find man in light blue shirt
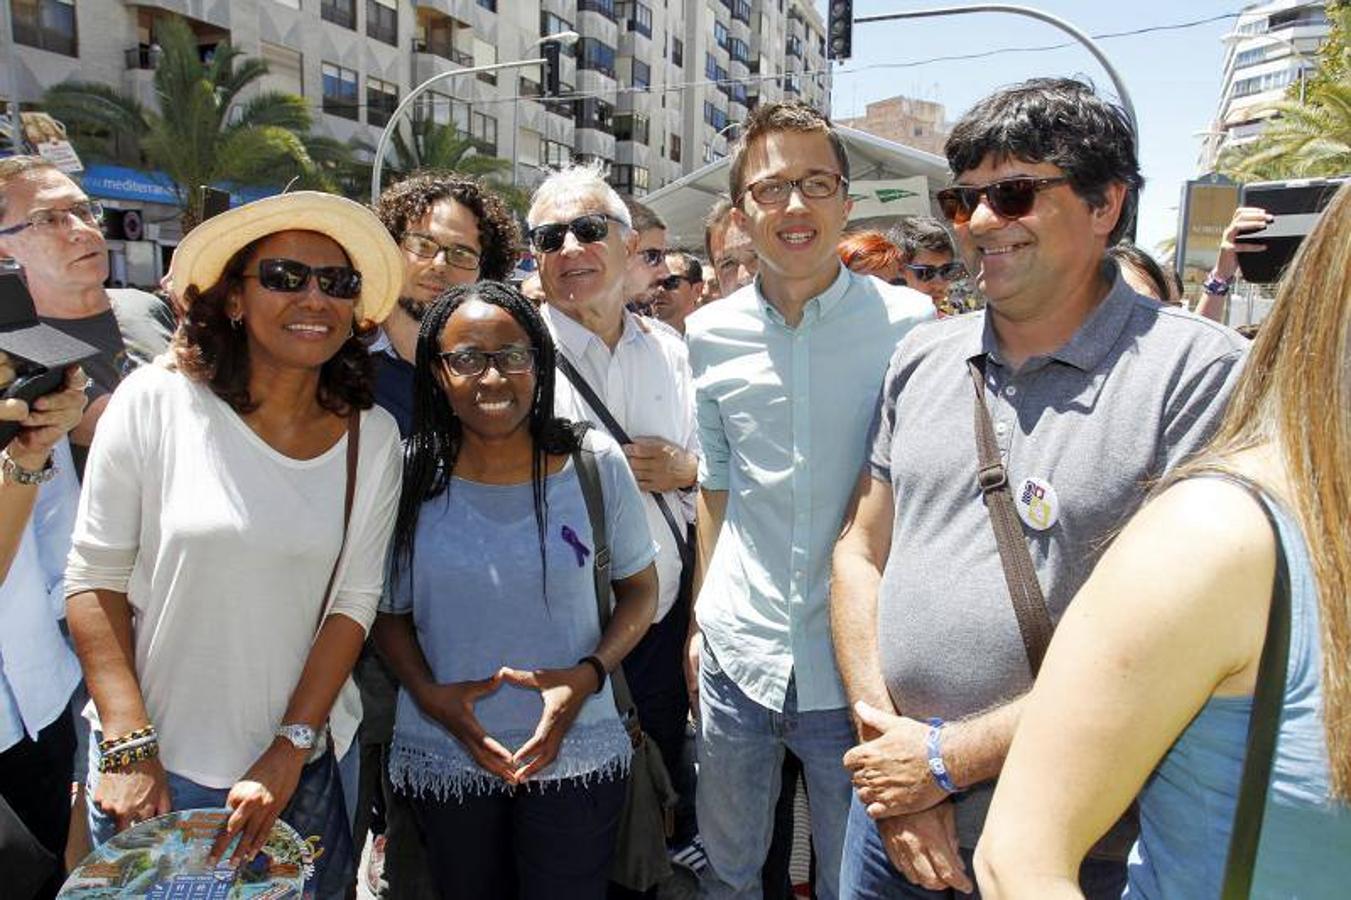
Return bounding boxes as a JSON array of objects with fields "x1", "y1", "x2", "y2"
[{"x1": 684, "y1": 101, "x2": 932, "y2": 900}]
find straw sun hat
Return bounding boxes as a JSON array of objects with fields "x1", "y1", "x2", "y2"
[{"x1": 168, "y1": 191, "x2": 404, "y2": 323}]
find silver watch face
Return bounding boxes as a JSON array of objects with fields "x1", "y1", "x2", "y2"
[{"x1": 277, "y1": 724, "x2": 317, "y2": 750}]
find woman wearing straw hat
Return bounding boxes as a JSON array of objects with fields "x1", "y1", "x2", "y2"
[{"x1": 64, "y1": 192, "x2": 405, "y2": 896}]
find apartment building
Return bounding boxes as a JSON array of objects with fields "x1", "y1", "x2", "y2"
[
  {"x1": 835, "y1": 94, "x2": 948, "y2": 157},
  {"x1": 1197, "y1": 0, "x2": 1330, "y2": 171},
  {"x1": 1, "y1": 0, "x2": 829, "y2": 202}
]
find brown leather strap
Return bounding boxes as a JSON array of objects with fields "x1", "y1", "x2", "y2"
[
  {"x1": 967, "y1": 359, "x2": 1055, "y2": 675},
  {"x1": 315, "y1": 412, "x2": 360, "y2": 633}
]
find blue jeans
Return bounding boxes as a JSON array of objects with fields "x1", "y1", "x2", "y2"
[
  {"x1": 839, "y1": 794, "x2": 1128, "y2": 899},
  {"x1": 87, "y1": 731, "x2": 356, "y2": 899},
  {"x1": 696, "y1": 642, "x2": 854, "y2": 900}
]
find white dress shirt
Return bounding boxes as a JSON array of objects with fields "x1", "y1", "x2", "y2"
[
  {"x1": 543, "y1": 304, "x2": 699, "y2": 622},
  {"x1": 0, "y1": 440, "x2": 82, "y2": 751}
]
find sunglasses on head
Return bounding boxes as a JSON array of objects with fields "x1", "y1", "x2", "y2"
[
  {"x1": 439, "y1": 346, "x2": 536, "y2": 378},
  {"x1": 935, "y1": 176, "x2": 1070, "y2": 225},
  {"x1": 243, "y1": 258, "x2": 362, "y2": 300},
  {"x1": 906, "y1": 261, "x2": 967, "y2": 283},
  {"x1": 527, "y1": 214, "x2": 621, "y2": 253}
]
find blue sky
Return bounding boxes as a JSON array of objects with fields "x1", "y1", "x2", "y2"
[{"x1": 824, "y1": 1, "x2": 1247, "y2": 254}]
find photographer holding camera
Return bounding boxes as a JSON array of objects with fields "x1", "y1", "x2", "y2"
[{"x1": 0, "y1": 349, "x2": 88, "y2": 900}]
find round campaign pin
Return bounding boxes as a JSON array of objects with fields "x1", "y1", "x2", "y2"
[{"x1": 1014, "y1": 476, "x2": 1060, "y2": 531}]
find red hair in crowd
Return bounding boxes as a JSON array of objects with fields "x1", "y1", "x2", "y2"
[{"x1": 837, "y1": 230, "x2": 903, "y2": 282}]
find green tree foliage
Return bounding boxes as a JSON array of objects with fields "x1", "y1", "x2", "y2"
[{"x1": 42, "y1": 17, "x2": 332, "y2": 230}]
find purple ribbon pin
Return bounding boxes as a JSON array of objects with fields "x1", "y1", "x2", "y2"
[{"x1": 561, "y1": 525, "x2": 591, "y2": 567}]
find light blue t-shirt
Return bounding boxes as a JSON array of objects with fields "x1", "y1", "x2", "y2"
[
  {"x1": 384, "y1": 432, "x2": 658, "y2": 800},
  {"x1": 1126, "y1": 486, "x2": 1351, "y2": 899}
]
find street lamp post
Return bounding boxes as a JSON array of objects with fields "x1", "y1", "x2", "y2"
[
  {"x1": 370, "y1": 31, "x2": 578, "y2": 204},
  {"x1": 852, "y1": 4, "x2": 1138, "y2": 138}
]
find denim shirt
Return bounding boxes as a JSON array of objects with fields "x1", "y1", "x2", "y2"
[
  {"x1": 0, "y1": 440, "x2": 81, "y2": 751},
  {"x1": 685, "y1": 265, "x2": 933, "y2": 712}
]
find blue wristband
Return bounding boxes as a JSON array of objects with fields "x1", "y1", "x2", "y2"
[{"x1": 925, "y1": 717, "x2": 962, "y2": 794}]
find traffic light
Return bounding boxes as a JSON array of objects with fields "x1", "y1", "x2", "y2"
[
  {"x1": 541, "y1": 40, "x2": 562, "y2": 98},
  {"x1": 828, "y1": 0, "x2": 853, "y2": 61}
]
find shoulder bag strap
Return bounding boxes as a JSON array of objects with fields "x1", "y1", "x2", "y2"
[
  {"x1": 1216, "y1": 474, "x2": 1293, "y2": 900},
  {"x1": 314, "y1": 411, "x2": 360, "y2": 635},
  {"x1": 571, "y1": 431, "x2": 641, "y2": 728},
  {"x1": 967, "y1": 358, "x2": 1056, "y2": 676},
  {"x1": 556, "y1": 351, "x2": 691, "y2": 566}
]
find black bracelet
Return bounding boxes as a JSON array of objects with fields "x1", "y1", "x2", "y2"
[{"x1": 578, "y1": 655, "x2": 608, "y2": 694}]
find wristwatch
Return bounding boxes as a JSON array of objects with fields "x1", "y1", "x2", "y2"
[
  {"x1": 0, "y1": 449, "x2": 55, "y2": 486},
  {"x1": 275, "y1": 723, "x2": 318, "y2": 751},
  {"x1": 1202, "y1": 271, "x2": 1233, "y2": 296}
]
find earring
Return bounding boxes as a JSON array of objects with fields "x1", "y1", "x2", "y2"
[{"x1": 229, "y1": 315, "x2": 243, "y2": 329}]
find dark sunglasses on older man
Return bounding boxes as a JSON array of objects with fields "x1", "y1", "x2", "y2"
[
  {"x1": 244, "y1": 258, "x2": 362, "y2": 300},
  {"x1": 527, "y1": 214, "x2": 620, "y2": 253},
  {"x1": 935, "y1": 176, "x2": 1069, "y2": 225}
]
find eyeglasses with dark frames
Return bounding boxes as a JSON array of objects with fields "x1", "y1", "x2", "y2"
[
  {"x1": 0, "y1": 199, "x2": 104, "y2": 236},
  {"x1": 438, "y1": 346, "x2": 537, "y2": 378},
  {"x1": 527, "y1": 214, "x2": 624, "y2": 253},
  {"x1": 906, "y1": 261, "x2": 967, "y2": 283},
  {"x1": 242, "y1": 258, "x2": 362, "y2": 300},
  {"x1": 935, "y1": 177, "x2": 1070, "y2": 225},
  {"x1": 402, "y1": 233, "x2": 481, "y2": 271},
  {"x1": 740, "y1": 173, "x2": 847, "y2": 206}
]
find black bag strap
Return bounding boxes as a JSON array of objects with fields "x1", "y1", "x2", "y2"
[
  {"x1": 571, "y1": 428, "x2": 641, "y2": 739},
  {"x1": 1212, "y1": 473, "x2": 1293, "y2": 900},
  {"x1": 315, "y1": 412, "x2": 361, "y2": 634},
  {"x1": 966, "y1": 358, "x2": 1055, "y2": 675},
  {"x1": 556, "y1": 351, "x2": 692, "y2": 566}
]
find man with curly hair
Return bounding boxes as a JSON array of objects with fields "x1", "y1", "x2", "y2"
[{"x1": 357, "y1": 172, "x2": 519, "y2": 899}]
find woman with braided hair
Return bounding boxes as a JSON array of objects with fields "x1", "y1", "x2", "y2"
[{"x1": 372, "y1": 281, "x2": 658, "y2": 899}]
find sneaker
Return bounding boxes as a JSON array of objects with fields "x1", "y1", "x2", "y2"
[
  {"x1": 669, "y1": 835, "x2": 708, "y2": 874},
  {"x1": 365, "y1": 835, "x2": 387, "y2": 895}
]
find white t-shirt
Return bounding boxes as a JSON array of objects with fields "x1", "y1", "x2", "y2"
[{"x1": 65, "y1": 363, "x2": 402, "y2": 788}]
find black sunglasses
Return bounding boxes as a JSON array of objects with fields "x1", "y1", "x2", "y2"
[
  {"x1": 527, "y1": 214, "x2": 622, "y2": 253},
  {"x1": 656, "y1": 274, "x2": 693, "y2": 291},
  {"x1": 906, "y1": 262, "x2": 967, "y2": 283},
  {"x1": 244, "y1": 258, "x2": 362, "y2": 300},
  {"x1": 935, "y1": 176, "x2": 1069, "y2": 225},
  {"x1": 438, "y1": 346, "x2": 536, "y2": 378}
]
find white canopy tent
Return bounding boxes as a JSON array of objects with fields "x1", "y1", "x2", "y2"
[{"x1": 643, "y1": 125, "x2": 953, "y2": 252}]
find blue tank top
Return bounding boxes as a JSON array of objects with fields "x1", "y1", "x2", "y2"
[{"x1": 1124, "y1": 483, "x2": 1351, "y2": 899}]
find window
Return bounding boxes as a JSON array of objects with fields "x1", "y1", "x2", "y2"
[
  {"x1": 321, "y1": 62, "x2": 359, "y2": 120},
  {"x1": 544, "y1": 139, "x2": 571, "y2": 167},
  {"x1": 714, "y1": 21, "x2": 729, "y2": 50},
  {"x1": 670, "y1": 134, "x2": 682, "y2": 163},
  {"x1": 632, "y1": 59, "x2": 651, "y2": 90},
  {"x1": 320, "y1": 0, "x2": 355, "y2": 29},
  {"x1": 470, "y1": 112, "x2": 497, "y2": 154},
  {"x1": 610, "y1": 164, "x2": 650, "y2": 195},
  {"x1": 705, "y1": 53, "x2": 718, "y2": 80},
  {"x1": 730, "y1": 81, "x2": 748, "y2": 104},
  {"x1": 1269, "y1": 6, "x2": 1326, "y2": 30},
  {"x1": 414, "y1": 90, "x2": 456, "y2": 126},
  {"x1": 619, "y1": 0, "x2": 653, "y2": 38},
  {"x1": 672, "y1": 37, "x2": 683, "y2": 67},
  {"x1": 476, "y1": 0, "x2": 496, "y2": 11},
  {"x1": 732, "y1": 0, "x2": 751, "y2": 24},
  {"x1": 613, "y1": 112, "x2": 650, "y2": 144},
  {"x1": 366, "y1": 77, "x2": 398, "y2": 127},
  {"x1": 541, "y1": 11, "x2": 574, "y2": 37},
  {"x1": 545, "y1": 83, "x2": 575, "y2": 119},
  {"x1": 576, "y1": 97, "x2": 615, "y2": 132},
  {"x1": 365, "y1": 0, "x2": 397, "y2": 45},
  {"x1": 1234, "y1": 46, "x2": 1268, "y2": 68},
  {"x1": 578, "y1": 0, "x2": 616, "y2": 21},
  {"x1": 577, "y1": 38, "x2": 617, "y2": 78},
  {"x1": 703, "y1": 100, "x2": 728, "y2": 131},
  {"x1": 786, "y1": 35, "x2": 802, "y2": 58},
  {"x1": 729, "y1": 38, "x2": 749, "y2": 64},
  {"x1": 11, "y1": 0, "x2": 77, "y2": 56}
]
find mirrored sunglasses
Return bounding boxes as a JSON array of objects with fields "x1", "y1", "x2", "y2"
[{"x1": 244, "y1": 258, "x2": 362, "y2": 300}]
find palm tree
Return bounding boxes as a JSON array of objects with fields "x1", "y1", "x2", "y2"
[
  {"x1": 42, "y1": 16, "x2": 331, "y2": 231},
  {"x1": 348, "y1": 116, "x2": 531, "y2": 213},
  {"x1": 1219, "y1": 80, "x2": 1351, "y2": 181}
]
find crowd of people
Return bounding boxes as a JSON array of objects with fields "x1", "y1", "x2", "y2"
[{"x1": 0, "y1": 73, "x2": 1347, "y2": 900}]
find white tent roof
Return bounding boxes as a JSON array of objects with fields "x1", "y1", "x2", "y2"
[{"x1": 644, "y1": 125, "x2": 952, "y2": 251}]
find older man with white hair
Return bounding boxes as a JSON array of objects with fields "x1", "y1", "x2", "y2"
[{"x1": 527, "y1": 164, "x2": 701, "y2": 854}]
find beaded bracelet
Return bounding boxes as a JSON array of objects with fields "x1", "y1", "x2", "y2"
[
  {"x1": 98, "y1": 739, "x2": 160, "y2": 773},
  {"x1": 98, "y1": 724, "x2": 157, "y2": 754}
]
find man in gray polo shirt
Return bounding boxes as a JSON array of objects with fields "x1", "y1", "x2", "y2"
[{"x1": 830, "y1": 78, "x2": 1247, "y2": 898}]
